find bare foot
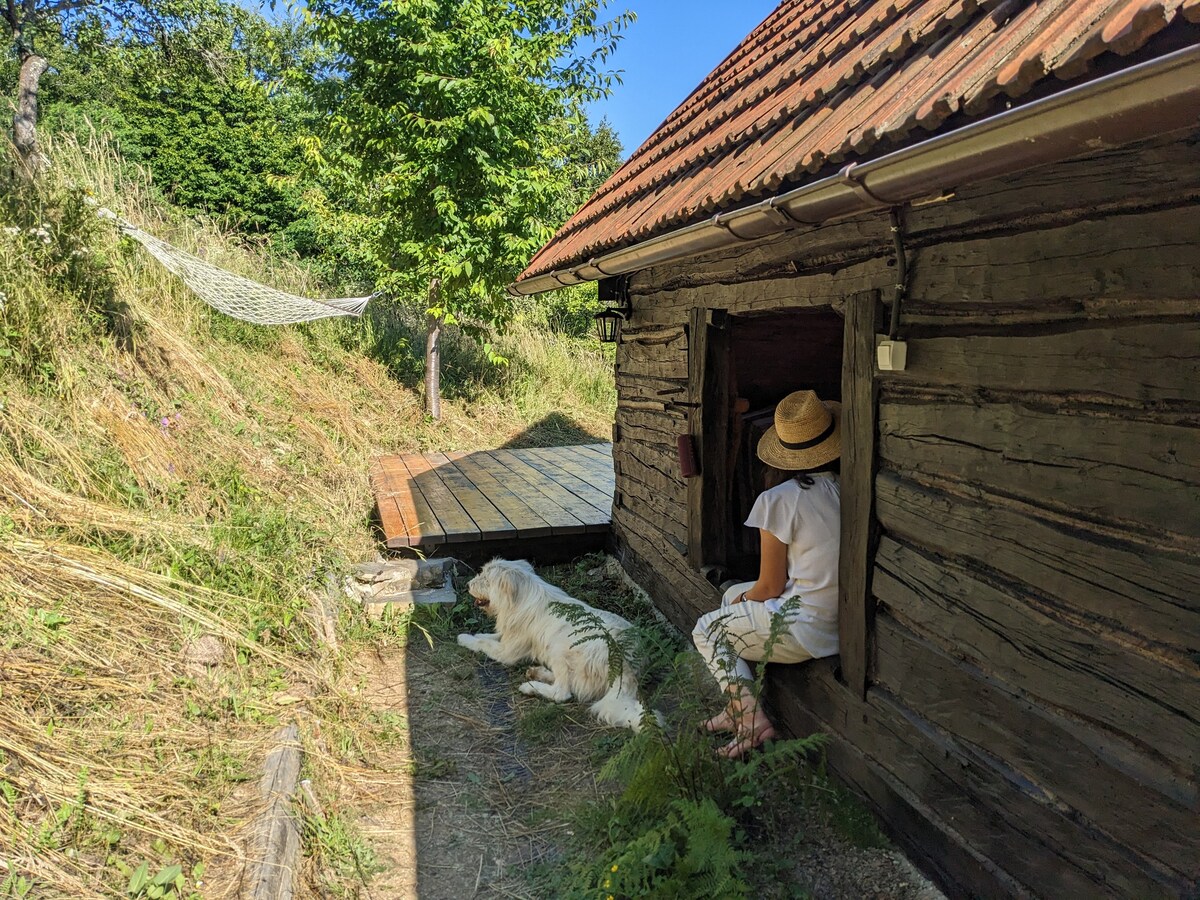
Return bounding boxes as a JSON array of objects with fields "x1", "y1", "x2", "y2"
[
  {"x1": 717, "y1": 717, "x2": 776, "y2": 759},
  {"x1": 701, "y1": 709, "x2": 737, "y2": 733}
]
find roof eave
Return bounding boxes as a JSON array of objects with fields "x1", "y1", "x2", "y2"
[{"x1": 510, "y1": 42, "x2": 1200, "y2": 298}]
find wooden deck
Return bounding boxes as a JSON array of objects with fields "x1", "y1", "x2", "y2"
[{"x1": 370, "y1": 444, "x2": 614, "y2": 562}]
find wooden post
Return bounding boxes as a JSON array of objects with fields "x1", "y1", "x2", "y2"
[
  {"x1": 425, "y1": 278, "x2": 442, "y2": 420},
  {"x1": 838, "y1": 290, "x2": 882, "y2": 699},
  {"x1": 686, "y1": 307, "x2": 731, "y2": 568}
]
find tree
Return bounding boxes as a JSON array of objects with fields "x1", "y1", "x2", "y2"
[
  {"x1": 39, "y1": 12, "x2": 318, "y2": 239},
  {"x1": 299, "y1": 0, "x2": 631, "y2": 418},
  {"x1": 3, "y1": 0, "x2": 240, "y2": 171}
]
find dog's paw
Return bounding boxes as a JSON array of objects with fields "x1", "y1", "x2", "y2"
[{"x1": 457, "y1": 633, "x2": 477, "y2": 649}]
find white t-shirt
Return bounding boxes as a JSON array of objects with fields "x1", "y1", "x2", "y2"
[{"x1": 744, "y1": 473, "x2": 841, "y2": 658}]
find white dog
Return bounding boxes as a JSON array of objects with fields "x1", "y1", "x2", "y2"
[{"x1": 457, "y1": 558, "x2": 655, "y2": 731}]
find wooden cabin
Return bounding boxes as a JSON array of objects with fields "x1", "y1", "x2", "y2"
[{"x1": 512, "y1": 2, "x2": 1200, "y2": 897}]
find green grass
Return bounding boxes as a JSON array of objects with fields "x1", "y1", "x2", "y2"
[{"x1": 0, "y1": 133, "x2": 617, "y2": 897}]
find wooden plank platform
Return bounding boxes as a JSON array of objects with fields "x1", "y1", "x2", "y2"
[{"x1": 370, "y1": 444, "x2": 615, "y2": 562}]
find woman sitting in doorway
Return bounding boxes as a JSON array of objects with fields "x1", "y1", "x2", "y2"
[{"x1": 692, "y1": 389, "x2": 842, "y2": 759}]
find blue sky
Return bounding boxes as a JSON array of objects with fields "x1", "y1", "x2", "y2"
[{"x1": 585, "y1": 1, "x2": 781, "y2": 157}]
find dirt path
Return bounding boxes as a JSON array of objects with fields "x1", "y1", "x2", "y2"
[
  {"x1": 348, "y1": 640, "x2": 591, "y2": 899},
  {"x1": 341, "y1": 561, "x2": 946, "y2": 900}
]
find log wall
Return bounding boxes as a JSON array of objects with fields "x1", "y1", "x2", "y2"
[{"x1": 610, "y1": 129, "x2": 1200, "y2": 898}]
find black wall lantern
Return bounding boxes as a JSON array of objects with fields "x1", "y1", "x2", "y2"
[{"x1": 594, "y1": 274, "x2": 632, "y2": 343}]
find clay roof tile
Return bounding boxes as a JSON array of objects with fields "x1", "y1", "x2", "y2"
[{"x1": 519, "y1": 0, "x2": 1196, "y2": 283}]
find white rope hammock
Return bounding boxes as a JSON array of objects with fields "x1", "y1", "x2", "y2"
[{"x1": 97, "y1": 207, "x2": 374, "y2": 325}]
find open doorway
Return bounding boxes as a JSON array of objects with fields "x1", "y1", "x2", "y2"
[{"x1": 721, "y1": 307, "x2": 844, "y2": 575}]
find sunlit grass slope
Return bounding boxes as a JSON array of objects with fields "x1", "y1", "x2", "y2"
[{"x1": 0, "y1": 135, "x2": 614, "y2": 898}]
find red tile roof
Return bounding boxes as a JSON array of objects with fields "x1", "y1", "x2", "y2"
[{"x1": 518, "y1": 0, "x2": 1200, "y2": 285}]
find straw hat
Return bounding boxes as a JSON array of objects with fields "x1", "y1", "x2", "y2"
[{"x1": 756, "y1": 390, "x2": 842, "y2": 471}]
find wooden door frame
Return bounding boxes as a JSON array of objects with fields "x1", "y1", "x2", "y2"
[
  {"x1": 685, "y1": 294, "x2": 881, "y2": 701},
  {"x1": 838, "y1": 289, "x2": 882, "y2": 699},
  {"x1": 686, "y1": 306, "x2": 732, "y2": 571}
]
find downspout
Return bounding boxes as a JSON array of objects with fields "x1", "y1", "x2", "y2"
[{"x1": 509, "y1": 43, "x2": 1200, "y2": 297}]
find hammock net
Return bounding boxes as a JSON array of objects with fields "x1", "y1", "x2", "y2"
[{"x1": 116, "y1": 219, "x2": 373, "y2": 326}]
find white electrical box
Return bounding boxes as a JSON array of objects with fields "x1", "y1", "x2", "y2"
[{"x1": 877, "y1": 339, "x2": 908, "y2": 371}]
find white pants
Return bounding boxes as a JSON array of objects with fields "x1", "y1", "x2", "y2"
[{"x1": 692, "y1": 581, "x2": 813, "y2": 693}]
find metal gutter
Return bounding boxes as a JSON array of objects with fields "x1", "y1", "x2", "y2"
[{"x1": 509, "y1": 43, "x2": 1200, "y2": 297}]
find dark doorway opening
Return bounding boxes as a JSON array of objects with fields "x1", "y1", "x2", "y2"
[{"x1": 722, "y1": 307, "x2": 844, "y2": 575}]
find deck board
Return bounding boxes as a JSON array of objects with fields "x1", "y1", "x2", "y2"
[
  {"x1": 463, "y1": 451, "x2": 591, "y2": 536},
  {"x1": 510, "y1": 447, "x2": 613, "y2": 512},
  {"x1": 494, "y1": 451, "x2": 610, "y2": 531},
  {"x1": 539, "y1": 445, "x2": 615, "y2": 494},
  {"x1": 401, "y1": 453, "x2": 480, "y2": 544},
  {"x1": 377, "y1": 456, "x2": 440, "y2": 545},
  {"x1": 444, "y1": 452, "x2": 555, "y2": 539},
  {"x1": 372, "y1": 444, "x2": 614, "y2": 555},
  {"x1": 424, "y1": 452, "x2": 514, "y2": 541}
]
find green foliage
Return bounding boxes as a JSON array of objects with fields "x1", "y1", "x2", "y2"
[
  {"x1": 558, "y1": 715, "x2": 828, "y2": 899},
  {"x1": 110, "y1": 858, "x2": 203, "y2": 900},
  {"x1": 524, "y1": 591, "x2": 838, "y2": 899},
  {"x1": 302, "y1": 810, "x2": 383, "y2": 896},
  {"x1": 297, "y1": 0, "x2": 633, "y2": 331},
  {"x1": 0, "y1": 165, "x2": 121, "y2": 378},
  {"x1": 36, "y1": 10, "x2": 328, "y2": 246},
  {"x1": 0, "y1": 872, "x2": 33, "y2": 898},
  {"x1": 590, "y1": 797, "x2": 748, "y2": 899},
  {"x1": 513, "y1": 281, "x2": 604, "y2": 338}
]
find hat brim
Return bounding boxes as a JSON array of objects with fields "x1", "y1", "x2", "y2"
[{"x1": 756, "y1": 401, "x2": 842, "y2": 471}]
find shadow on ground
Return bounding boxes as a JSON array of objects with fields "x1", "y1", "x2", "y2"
[{"x1": 498, "y1": 411, "x2": 608, "y2": 448}]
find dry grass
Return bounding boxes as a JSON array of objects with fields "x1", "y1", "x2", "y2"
[{"x1": 0, "y1": 133, "x2": 615, "y2": 897}]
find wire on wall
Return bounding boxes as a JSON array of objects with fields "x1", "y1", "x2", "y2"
[{"x1": 887, "y1": 207, "x2": 908, "y2": 341}]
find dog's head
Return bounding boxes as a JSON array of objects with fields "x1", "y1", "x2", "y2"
[{"x1": 466, "y1": 558, "x2": 537, "y2": 618}]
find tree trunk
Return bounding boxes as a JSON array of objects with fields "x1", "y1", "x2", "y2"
[
  {"x1": 424, "y1": 278, "x2": 442, "y2": 420},
  {"x1": 14, "y1": 51, "x2": 49, "y2": 173}
]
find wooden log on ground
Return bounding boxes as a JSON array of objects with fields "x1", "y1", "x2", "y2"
[{"x1": 244, "y1": 724, "x2": 302, "y2": 900}]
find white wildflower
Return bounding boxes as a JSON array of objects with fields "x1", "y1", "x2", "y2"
[
  {"x1": 0, "y1": 291, "x2": 7, "y2": 311},
  {"x1": 2, "y1": 226, "x2": 18, "y2": 237}
]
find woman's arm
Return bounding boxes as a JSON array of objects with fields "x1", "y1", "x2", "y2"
[{"x1": 734, "y1": 528, "x2": 789, "y2": 603}]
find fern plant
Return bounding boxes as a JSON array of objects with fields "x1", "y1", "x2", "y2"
[
  {"x1": 529, "y1": 568, "x2": 840, "y2": 898},
  {"x1": 581, "y1": 797, "x2": 749, "y2": 899}
]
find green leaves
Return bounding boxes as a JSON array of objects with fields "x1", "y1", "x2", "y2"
[
  {"x1": 297, "y1": 0, "x2": 631, "y2": 329},
  {"x1": 118, "y1": 860, "x2": 189, "y2": 899}
]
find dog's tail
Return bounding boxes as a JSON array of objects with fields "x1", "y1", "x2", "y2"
[{"x1": 590, "y1": 672, "x2": 665, "y2": 733}]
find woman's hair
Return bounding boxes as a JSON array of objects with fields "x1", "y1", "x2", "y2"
[{"x1": 762, "y1": 458, "x2": 841, "y2": 490}]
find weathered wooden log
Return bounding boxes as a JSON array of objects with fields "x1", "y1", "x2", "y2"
[
  {"x1": 838, "y1": 290, "x2": 882, "y2": 698},
  {"x1": 875, "y1": 614, "x2": 1200, "y2": 880},
  {"x1": 875, "y1": 471, "x2": 1200, "y2": 654},
  {"x1": 612, "y1": 517, "x2": 716, "y2": 630},
  {"x1": 307, "y1": 572, "x2": 340, "y2": 651},
  {"x1": 770, "y1": 659, "x2": 1183, "y2": 899},
  {"x1": 878, "y1": 399, "x2": 1200, "y2": 544},
  {"x1": 904, "y1": 133, "x2": 1200, "y2": 239},
  {"x1": 873, "y1": 536, "x2": 1200, "y2": 777},
  {"x1": 244, "y1": 724, "x2": 302, "y2": 900},
  {"x1": 891, "y1": 320, "x2": 1200, "y2": 407}
]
